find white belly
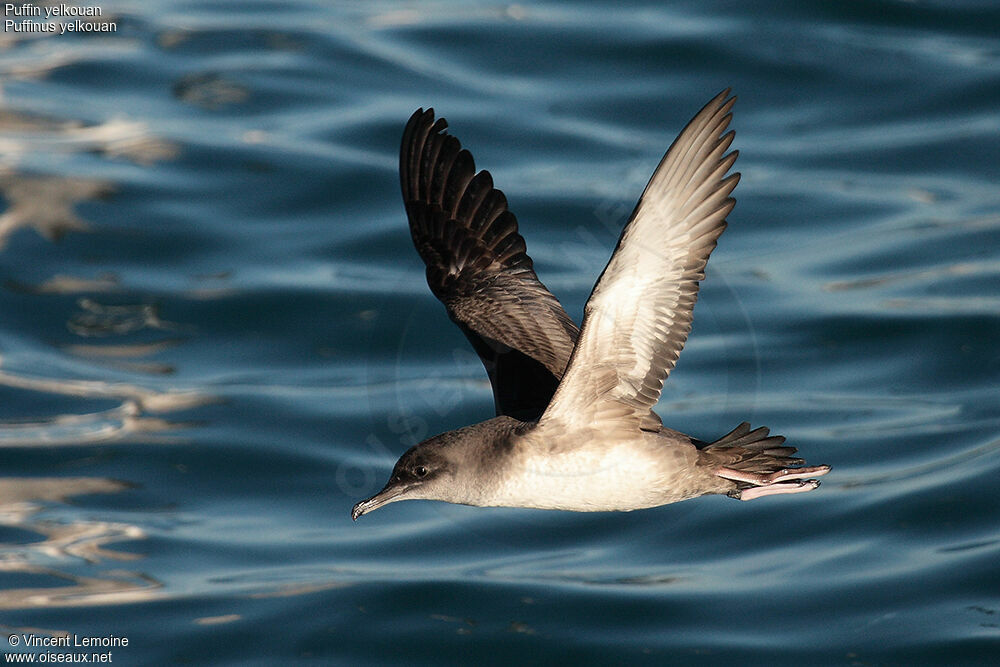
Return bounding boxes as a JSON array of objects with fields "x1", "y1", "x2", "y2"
[{"x1": 489, "y1": 435, "x2": 699, "y2": 512}]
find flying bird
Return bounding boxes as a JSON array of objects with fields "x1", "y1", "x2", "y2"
[{"x1": 352, "y1": 90, "x2": 829, "y2": 520}]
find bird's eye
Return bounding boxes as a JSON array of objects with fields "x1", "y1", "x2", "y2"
[{"x1": 414, "y1": 465, "x2": 428, "y2": 478}]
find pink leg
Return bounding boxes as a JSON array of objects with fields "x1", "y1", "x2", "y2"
[
  {"x1": 715, "y1": 465, "x2": 830, "y2": 501},
  {"x1": 737, "y1": 479, "x2": 821, "y2": 501},
  {"x1": 716, "y1": 465, "x2": 830, "y2": 485}
]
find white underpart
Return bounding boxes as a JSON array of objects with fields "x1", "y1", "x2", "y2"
[{"x1": 490, "y1": 432, "x2": 701, "y2": 512}]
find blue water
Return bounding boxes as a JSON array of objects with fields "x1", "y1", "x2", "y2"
[{"x1": 1, "y1": 0, "x2": 998, "y2": 664}]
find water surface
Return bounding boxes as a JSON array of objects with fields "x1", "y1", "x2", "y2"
[{"x1": 1, "y1": 1, "x2": 998, "y2": 664}]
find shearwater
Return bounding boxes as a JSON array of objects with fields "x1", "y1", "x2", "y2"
[{"x1": 352, "y1": 90, "x2": 830, "y2": 520}]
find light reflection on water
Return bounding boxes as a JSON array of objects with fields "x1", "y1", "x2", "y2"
[
  {"x1": 0, "y1": 19, "x2": 195, "y2": 622},
  {"x1": 0, "y1": 476, "x2": 159, "y2": 612}
]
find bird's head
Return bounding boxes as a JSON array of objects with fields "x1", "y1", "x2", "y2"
[
  {"x1": 351, "y1": 417, "x2": 518, "y2": 520},
  {"x1": 351, "y1": 432, "x2": 462, "y2": 520}
]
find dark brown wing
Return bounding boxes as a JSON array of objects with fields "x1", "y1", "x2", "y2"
[{"x1": 400, "y1": 108, "x2": 578, "y2": 421}]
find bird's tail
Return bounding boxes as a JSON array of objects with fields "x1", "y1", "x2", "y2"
[{"x1": 698, "y1": 422, "x2": 830, "y2": 500}]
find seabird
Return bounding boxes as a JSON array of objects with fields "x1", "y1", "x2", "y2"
[{"x1": 352, "y1": 90, "x2": 829, "y2": 520}]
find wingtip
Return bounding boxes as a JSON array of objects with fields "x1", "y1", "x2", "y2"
[
  {"x1": 406, "y1": 107, "x2": 444, "y2": 132},
  {"x1": 709, "y1": 87, "x2": 735, "y2": 106}
]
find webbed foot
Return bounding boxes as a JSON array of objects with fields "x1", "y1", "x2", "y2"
[{"x1": 717, "y1": 464, "x2": 831, "y2": 501}]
